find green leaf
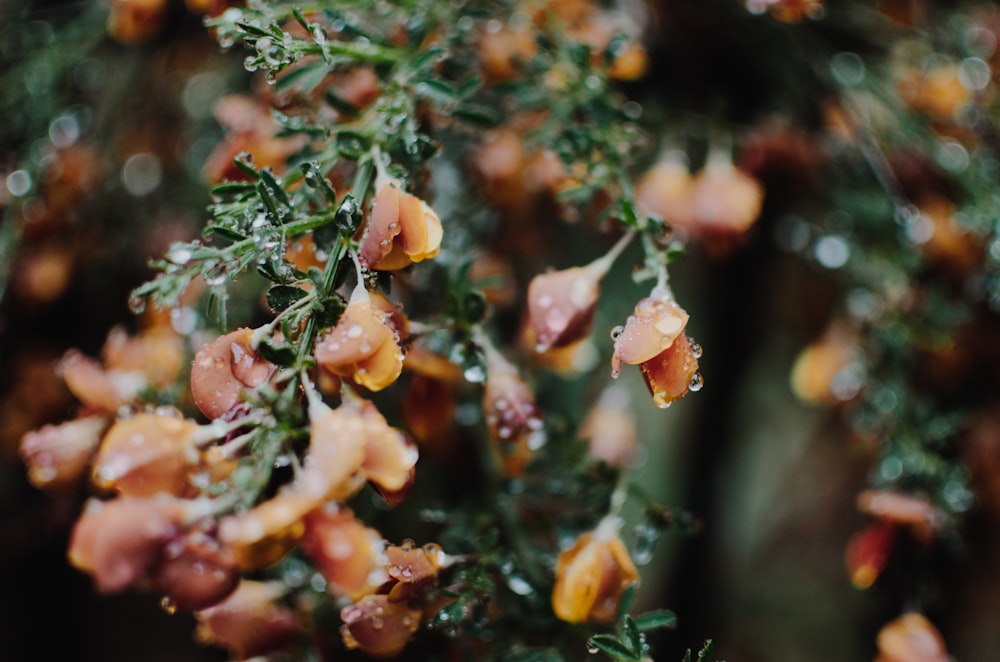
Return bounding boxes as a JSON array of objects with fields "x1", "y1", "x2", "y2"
[
  {"x1": 275, "y1": 60, "x2": 329, "y2": 94},
  {"x1": 695, "y1": 640, "x2": 714, "y2": 662},
  {"x1": 622, "y1": 616, "x2": 642, "y2": 652},
  {"x1": 587, "y1": 635, "x2": 640, "y2": 661},
  {"x1": 205, "y1": 226, "x2": 247, "y2": 242},
  {"x1": 266, "y1": 285, "x2": 308, "y2": 312},
  {"x1": 233, "y1": 155, "x2": 260, "y2": 179},
  {"x1": 634, "y1": 609, "x2": 677, "y2": 632},
  {"x1": 316, "y1": 295, "x2": 346, "y2": 328},
  {"x1": 324, "y1": 88, "x2": 360, "y2": 117},
  {"x1": 210, "y1": 182, "x2": 257, "y2": 195},
  {"x1": 335, "y1": 131, "x2": 371, "y2": 160},
  {"x1": 236, "y1": 20, "x2": 272, "y2": 37},
  {"x1": 257, "y1": 338, "x2": 297, "y2": 367},
  {"x1": 415, "y1": 77, "x2": 458, "y2": 104},
  {"x1": 452, "y1": 102, "x2": 500, "y2": 127},
  {"x1": 259, "y1": 167, "x2": 292, "y2": 209}
]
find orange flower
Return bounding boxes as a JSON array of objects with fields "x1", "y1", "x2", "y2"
[
  {"x1": 359, "y1": 184, "x2": 443, "y2": 271},
  {"x1": 612, "y1": 296, "x2": 701, "y2": 408},
  {"x1": 194, "y1": 580, "x2": 301, "y2": 660},
  {"x1": 636, "y1": 154, "x2": 695, "y2": 228},
  {"x1": 315, "y1": 287, "x2": 404, "y2": 392},
  {"x1": 218, "y1": 491, "x2": 317, "y2": 571},
  {"x1": 149, "y1": 528, "x2": 239, "y2": 610},
  {"x1": 20, "y1": 415, "x2": 108, "y2": 490},
  {"x1": 552, "y1": 520, "x2": 639, "y2": 623},
  {"x1": 790, "y1": 321, "x2": 863, "y2": 405},
  {"x1": 190, "y1": 328, "x2": 277, "y2": 420},
  {"x1": 107, "y1": 0, "x2": 169, "y2": 44},
  {"x1": 91, "y1": 413, "x2": 202, "y2": 497},
  {"x1": 68, "y1": 495, "x2": 188, "y2": 593},
  {"x1": 688, "y1": 151, "x2": 765, "y2": 249},
  {"x1": 301, "y1": 505, "x2": 387, "y2": 601},
  {"x1": 382, "y1": 540, "x2": 449, "y2": 602},
  {"x1": 875, "y1": 613, "x2": 949, "y2": 662},
  {"x1": 856, "y1": 489, "x2": 941, "y2": 544},
  {"x1": 340, "y1": 594, "x2": 422, "y2": 658}
]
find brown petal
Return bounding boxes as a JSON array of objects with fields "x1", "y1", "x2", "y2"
[
  {"x1": 360, "y1": 185, "x2": 403, "y2": 269},
  {"x1": 527, "y1": 265, "x2": 601, "y2": 352},
  {"x1": 68, "y1": 496, "x2": 184, "y2": 593},
  {"x1": 382, "y1": 541, "x2": 446, "y2": 602},
  {"x1": 638, "y1": 333, "x2": 700, "y2": 409},
  {"x1": 218, "y1": 491, "x2": 314, "y2": 570},
  {"x1": 613, "y1": 298, "x2": 690, "y2": 368},
  {"x1": 302, "y1": 505, "x2": 386, "y2": 601},
  {"x1": 194, "y1": 580, "x2": 300, "y2": 660},
  {"x1": 191, "y1": 329, "x2": 275, "y2": 420},
  {"x1": 340, "y1": 594, "x2": 421, "y2": 658},
  {"x1": 58, "y1": 349, "x2": 144, "y2": 412},
  {"x1": 150, "y1": 530, "x2": 239, "y2": 610},
  {"x1": 314, "y1": 300, "x2": 396, "y2": 387}
]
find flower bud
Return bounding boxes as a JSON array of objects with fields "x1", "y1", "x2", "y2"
[
  {"x1": 527, "y1": 264, "x2": 602, "y2": 352},
  {"x1": 191, "y1": 328, "x2": 276, "y2": 420},
  {"x1": 790, "y1": 322, "x2": 863, "y2": 405},
  {"x1": 194, "y1": 580, "x2": 300, "y2": 660},
  {"x1": 875, "y1": 613, "x2": 949, "y2": 662},
  {"x1": 301, "y1": 505, "x2": 386, "y2": 601},
  {"x1": 612, "y1": 297, "x2": 701, "y2": 408},
  {"x1": 552, "y1": 520, "x2": 639, "y2": 623},
  {"x1": 687, "y1": 152, "x2": 764, "y2": 251},
  {"x1": 635, "y1": 155, "x2": 694, "y2": 229},
  {"x1": 359, "y1": 184, "x2": 443, "y2": 271},
  {"x1": 68, "y1": 496, "x2": 185, "y2": 593},
  {"x1": 91, "y1": 413, "x2": 201, "y2": 497},
  {"x1": 350, "y1": 399, "x2": 419, "y2": 506},
  {"x1": 315, "y1": 290, "x2": 404, "y2": 392},
  {"x1": 340, "y1": 594, "x2": 422, "y2": 658},
  {"x1": 20, "y1": 415, "x2": 108, "y2": 490}
]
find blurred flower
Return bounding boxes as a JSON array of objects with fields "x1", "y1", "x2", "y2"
[
  {"x1": 218, "y1": 491, "x2": 316, "y2": 571},
  {"x1": 687, "y1": 149, "x2": 765, "y2": 252},
  {"x1": 552, "y1": 518, "x2": 639, "y2": 623},
  {"x1": 68, "y1": 495, "x2": 187, "y2": 593},
  {"x1": 790, "y1": 321, "x2": 863, "y2": 405},
  {"x1": 340, "y1": 594, "x2": 422, "y2": 658},
  {"x1": 91, "y1": 412, "x2": 201, "y2": 497},
  {"x1": 745, "y1": 0, "x2": 823, "y2": 22},
  {"x1": 359, "y1": 183, "x2": 443, "y2": 271},
  {"x1": 20, "y1": 415, "x2": 109, "y2": 490},
  {"x1": 190, "y1": 328, "x2": 277, "y2": 420},
  {"x1": 875, "y1": 613, "x2": 949, "y2": 662},
  {"x1": 636, "y1": 153, "x2": 694, "y2": 229},
  {"x1": 107, "y1": 0, "x2": 170, "y2": 44},
  {"x1": 612, "y1": 295, "x2": 701, "y2": 408},
  {"x1": 482, "y1": 347, "x2": 545, "y2": 475},
  {"x1": 897, "y1": 64, "x2": 971, "y2": 123},
  {"x1": 579, "y1": 385, "x2": 637, "y2": 469},
  {"x1": 314, "y1": 287, "x2": 405, "y2": 392},
  {"x1": 478, "y1": 23, "x2": 537, "y2": 82},
  {"x1": 301, "y1": 505, "x2": 387, "y2": 601},
  {"x1": 527, "y1": 263, "x2": 603, "y2": 353},
  {"x1": 856, "y1": 489, "x2": 941, "y2": 544},
  {"x1": 194, "y1": 580, "x2": 301, "y2": 660},
  {"x1": 149, "y1": 528, "x2": 239, "y2": 611},
  {"x1": 202, "y1": 95, "x2": 308, "y2": 183},
  {"x1": 844, "y1": 520, "x2": 896, "y2": 589}
]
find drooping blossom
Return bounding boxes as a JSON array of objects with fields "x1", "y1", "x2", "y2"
[
  {"x1": 194, "y1": 580, "x2": 301, "y2": 660},
  {"x1": 190, "y1": 328, "x2": 277, "y2": 420},
  {"x1": 359, "y1": 183, "x2": 443, "y2": 271},
  {"x1": 612, "y1": 295, "x2": 701, "y2": 408},
  {"x1": 20, "y1": 415, "x2": 109, "y2": 490},
  {"x1": 875, "y1": 613, "x2": 949, "y2": 662},
  {"x1": 340, "y1": 594, "x2": 423, "y2": 658},
  {"x1": 315, "y1": 286, "x2": 405, "y2": 392},
  {"x1": 482, "y1": 346, "x2": 545, "y2": 475}
]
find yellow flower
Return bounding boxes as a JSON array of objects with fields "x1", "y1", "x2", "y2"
[
  {"x1": 552, "y1": 520, "x2": 638, "y2": 624},
  {"x1": 359, "y1": 184, "x2": 443, "y2": 271},
  {"x1": 315, "y1": 288, "x2": 405, "y2": 392}
]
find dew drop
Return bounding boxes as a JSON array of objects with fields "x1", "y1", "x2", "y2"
[
  {"x1": 160, "y1": 597, "x2": 177, "y2": 615},
  {"x1": 690, "y1": 341, "x2": 703, "y2": 358},
  {"x1": 464, "y1": 364, "x2": 486, "y2": 383},
  {"x1": 587, "y1": 643, "x2": 599, "y2": 655},
  {"x1": 689, "y1": 373, "x2": 704, "y2": 392},
  {"x1": 610, "y1": 325, "x2": 625, "y2": 340},
  {"x1": 127, "y1": 294, "x2": 146, "y2": 315}
]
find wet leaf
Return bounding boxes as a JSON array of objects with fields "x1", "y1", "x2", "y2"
[
  {"x1": 266, "y1": 285, "x2": 307, "y2": 312},
  {"x1": 587, "y1": 635, "x2": 639, "y2": 661}
]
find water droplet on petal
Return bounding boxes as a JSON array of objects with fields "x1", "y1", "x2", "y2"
[{"x1": 610, "y1": 325, "x2": 625, "y2": 340}]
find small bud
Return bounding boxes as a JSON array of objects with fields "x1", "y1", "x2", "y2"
[
  {"x1": 482, "y1": 351, "x2": 544, "y2": 476},
  {"x1": 527, "y1": 264, "x2": 602, "y2": 352},
  {"x1": 844, "y1": 520, "x2": 896, "y2": 589}
]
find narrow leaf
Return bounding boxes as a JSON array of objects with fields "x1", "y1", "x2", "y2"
[{"x1": 588, "y1": 635, "x2": 640, "y2": 661}]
